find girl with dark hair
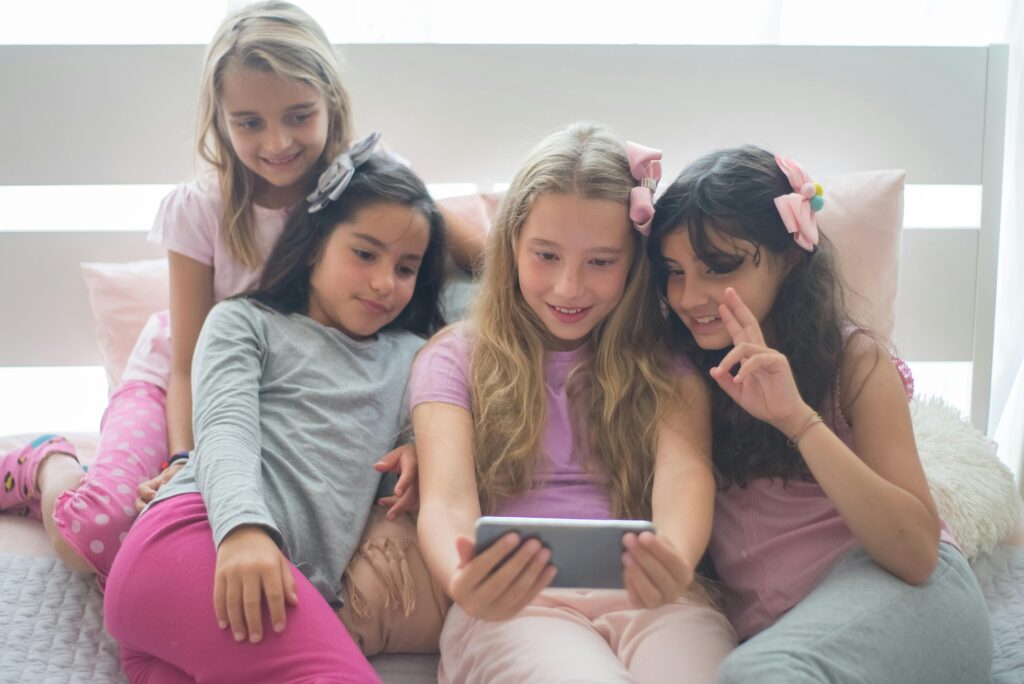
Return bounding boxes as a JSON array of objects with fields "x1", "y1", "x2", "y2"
[
  {"x1": 102, "y1": 137, "x2": 447, "y2": 683},
  {"x1": 648, "y1": 146, "x2": 991, "y2": 683}
]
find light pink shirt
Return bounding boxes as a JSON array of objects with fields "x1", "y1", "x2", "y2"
[
  {"x1": 708, "y1": 355, "x2": 959, "y2": 641},
  {"x1": 410, "y1": 324, "x2": 695, "y2": 520},
  {"x1": 121, "y1": 177, "x2": 291, "y2": 389}
]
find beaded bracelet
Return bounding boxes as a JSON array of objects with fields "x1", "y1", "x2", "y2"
[{"x1": 786, "y1": 411, "x2": 824, "y2": 448}]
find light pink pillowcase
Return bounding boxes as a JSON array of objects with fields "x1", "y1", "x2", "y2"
[
  {"x1": 818, "y1": 169, "x2": 906, "y2": 341},
  {"x1": 80, "y1": 259, "x2": 168, "y2": 391}
]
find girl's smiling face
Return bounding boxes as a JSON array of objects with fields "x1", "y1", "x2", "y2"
[
  {"x1": 307, "y1": 202, "x2": 429, "y2": 339},
  {"x1": 515, "y1": 192, "x2": 634, "y2": 349},
  {"x1": 219, "y1": 62, "x2": 330, "y2": 208},
  {"x1": 660, "y1": 227, "x2": 791, "y2": 350}
]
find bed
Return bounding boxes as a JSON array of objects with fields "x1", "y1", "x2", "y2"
[{"x1": 1, "y1": 43, "x2": 1022, "y2": 682}]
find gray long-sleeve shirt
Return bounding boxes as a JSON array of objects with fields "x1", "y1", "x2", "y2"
[{"x1": 150, "y1": 298, "x2": 424, "y2": 604}]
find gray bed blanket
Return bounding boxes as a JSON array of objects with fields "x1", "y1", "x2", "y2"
[
  {"x1": 3, "y1": 547, "x2": 1023, "y2": 683},
  {"x1": 0, "y1": 554, "x2": 437, "y2": 684}
]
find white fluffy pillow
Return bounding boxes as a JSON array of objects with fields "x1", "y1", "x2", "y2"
[{"x1": 912, "y1": 395, "x2": 1022, "y2": 559}]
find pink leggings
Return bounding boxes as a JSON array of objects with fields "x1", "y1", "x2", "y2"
[
  {"x1": 54, "y1": 380, "x2": 169, "y2": 580},
  {"x1": 104, "y1": 493, "x2": 381, "y2": 684}
]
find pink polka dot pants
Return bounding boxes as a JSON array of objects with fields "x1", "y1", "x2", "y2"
[{"x1": 53, "y1": 380, "x2": 168, "y2": 582}]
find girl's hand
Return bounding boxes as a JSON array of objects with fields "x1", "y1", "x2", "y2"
[
  {"x1": 374, "y1": 443, "x2": 419, "y2": 520},
  {"x1": 708, "y1": 287, "x2": 811, "y2": 434},
  {"x1": 448, "y1": 533, "x2": 557, "y2": 621},
  {"x1": 134, "y1": 460, "x2": 187, "y2": 512},
  {"x1": 621, "y1": 531, "x2": 694, "y2": 609},
  {"x1": 214, "y1": 525, "x2": 299, "y2": 643}
]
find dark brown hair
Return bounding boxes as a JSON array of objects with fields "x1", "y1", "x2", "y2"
[
  {"x1": 246, "y1": 154, "x2": 447, "y2": 337},
  {"x1": 648, "y1": 145, "x2": 848, "y2": 487}
]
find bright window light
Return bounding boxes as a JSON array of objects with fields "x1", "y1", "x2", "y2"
[
  {"x1": 0, "y1": 185, "x2": 173, "y2": 232},
  {"x1": 908, "y1": 361, "x2": 973, "y2": 418},
  {"x1": 1, "y1": 0, "x2": 1011, "y2": 46},
  {"x1": 0, "y1": 367, "x2": 108, "y2": 435},
  {"x1": 903, "y1": 185, "x2": 982, "y2": 230}
]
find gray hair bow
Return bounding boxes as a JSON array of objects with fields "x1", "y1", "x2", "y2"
[{"x1": 306, "y1": 131, "x2": 382, "y2": 213}]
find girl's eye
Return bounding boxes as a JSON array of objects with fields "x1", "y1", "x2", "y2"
[
  {"x1": 397, "y1": 265, "x2": 418, "y2": 278},
  {"x1": 288, "y1": 112, "x2": 313, "y2": 125},
  {"x1": 236, "y1": 118, "x2": 262, "y2": 130},
  {"x1": 353, "y1": 249, "x2": 374, "y2": 262},
  {"x1": 590, "y1": 259, "x2": 615, "y2": 267},
  {"x1": 666, "y1": 268, "x2": 684, "y2": 278},
  {"x1": 535, "y1": 251, "x2": 558, "y2": 262}
]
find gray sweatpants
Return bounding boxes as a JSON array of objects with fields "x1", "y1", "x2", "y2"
[{"x1": 716, "y1": 543, "x2": 992, "y2": 684}]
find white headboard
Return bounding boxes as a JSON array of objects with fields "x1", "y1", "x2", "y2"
[{"x1": 0, "y1": 44, "x2": 1008, "y2": 433}]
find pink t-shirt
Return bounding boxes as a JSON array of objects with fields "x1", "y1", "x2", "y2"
[
  {"x1": 121, "y1": 177, "x2": 292, "y2": 389},
  {"x1": 708, "y1": 352, "x2": 959, "y2": 641},
  {"x1": 409, "y1": 324, "x2": 695, "y2": 520}
]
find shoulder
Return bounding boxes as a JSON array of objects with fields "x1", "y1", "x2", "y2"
[
  {"x1": 205, "y1": 298, "x2": 266, "y2": 334},
  {"x1": 164, "y1": 174, "x2": 222, "y2": 209},
  {"x1": 837, "y1": 329, "x2": 899, "y2": 416},
  {"x1": 421, "y1": 322, "x2": 474, "y2": 359}
]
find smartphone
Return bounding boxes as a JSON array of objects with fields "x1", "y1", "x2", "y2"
[{"x1": 474, "y1": 516, "x2": 655, "y2": 589}]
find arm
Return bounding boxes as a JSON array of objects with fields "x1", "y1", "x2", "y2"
[
  {"x1": 166, "y1": 250, "x2": 215, "y2": 455},
  {"x1": 711, "y1": 287, "x2": 940, "y2": 585},
  {"x1": 650, "y1": 373, "x2": 716, "y2": 571},
  {"x1": 191, "y1": 302, "x2": 296, "y2": 642},
  {"x1": 414, "y1": 401, "x2": 555, "y2": 620},
  {"x1": 778, "y1": 335, "x2": 940, "y2": 584},
  {"x1": 622, "y1": 373, "x2": 715, "y2": 608},
  {"x1": 437, "y1": 205, "x2": 487, "y2": 274}
]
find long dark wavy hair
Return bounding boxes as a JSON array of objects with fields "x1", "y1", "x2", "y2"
[
  {"x1": 648, "y1": 145, "x2": 850, "y2": 487},
  {"x1": 245, "y1": 154, "x2": 447, "y2": 337}
]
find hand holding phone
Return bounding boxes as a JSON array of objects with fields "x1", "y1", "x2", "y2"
[
  {"x1": 621, "y1": 530, "x2": 695, "y2": 609},
  {"x1": 474, "y1": 517, "x2": 656, "y2": 590},
  {"x1": 449, "y1": 532, "x2": 558, "y2": 621}
]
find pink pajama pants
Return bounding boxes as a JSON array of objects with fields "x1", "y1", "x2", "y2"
[
  {"x1": 439, "y1": 588, "x2": 736, "y2": 684},
  {"x1": 104, "y1": 492, "x2": 381, "y2": 684},
  {"x1": 54, "y1": 379, "x2": 169, "y2": 580}
]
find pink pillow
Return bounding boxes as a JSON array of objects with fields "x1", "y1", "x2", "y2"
[
  {"x1": 80, "y1": 259, "x2": 169, "y2": 391},
  {"x1": 818, "y1": 169, "x2": 905, "y2": 341}
]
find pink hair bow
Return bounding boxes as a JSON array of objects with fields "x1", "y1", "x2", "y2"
[
  {"x1": 627, "y1": 141, "x2": 662, "y2": 236},
  {"x1": 773, "y1": 154, "x2": 823, "y2": 252}
]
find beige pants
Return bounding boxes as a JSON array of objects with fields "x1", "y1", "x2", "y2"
[
  {"x1": 439, "y1": 589, "x2": 736, "y2": 684},
  {"x1": 337, "y1": 508, "x2": 451, "y2": 655}
]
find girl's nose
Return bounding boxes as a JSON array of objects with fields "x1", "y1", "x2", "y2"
[{"x1": 553, "y1": 267, "x2": 583, "y2": 300}]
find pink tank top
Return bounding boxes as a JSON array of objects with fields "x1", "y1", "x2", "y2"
[{"x1": 707, "y1": 344, "x2": 958, "y2": 641}]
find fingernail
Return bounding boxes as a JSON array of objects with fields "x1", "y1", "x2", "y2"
[
  {"x1": 219, "y1": 620, "x2": 227, "y2": 629},
  {"x1": 234, "y1": 632, "x2": 244, "y2": 642},
  {"x1": 250, "y1": 633, "x2": 262, "y2": 643},
  {"x1": 274, "y1": 623, "x2": 284, "y2": 633}
]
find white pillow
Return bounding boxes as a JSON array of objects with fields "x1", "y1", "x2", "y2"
[{"x1": 912, "y1": 395, "x2": 1022, "y2": 559}]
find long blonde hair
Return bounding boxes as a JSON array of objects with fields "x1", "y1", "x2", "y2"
[
  {"x1": 196, "y1": 0, "x2": 352, "y2": 268},
  {"x1": 469, "y1": 122, "x2": 677, "y2": 519}
]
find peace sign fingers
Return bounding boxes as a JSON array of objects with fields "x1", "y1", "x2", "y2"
[{"x1": 719, "y1": 287, "x2": 766, "y2": 347}]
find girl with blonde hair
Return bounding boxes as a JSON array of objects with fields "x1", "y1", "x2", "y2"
[
  {"x1": 0, "y1": 1, "x2": 479, "y2": 599},
  {"x1": 411, "y1": 122, "x2": 736, "y2": 683}
]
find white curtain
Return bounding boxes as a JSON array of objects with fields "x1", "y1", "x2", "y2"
[{"x1": 992, "y1": 2, "x2": 1024, "y2": 490}]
